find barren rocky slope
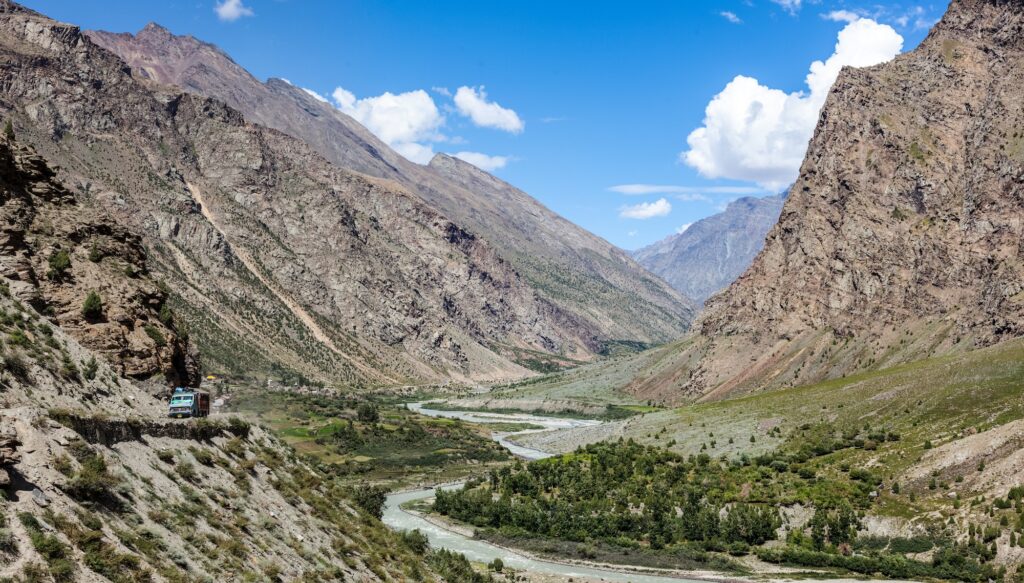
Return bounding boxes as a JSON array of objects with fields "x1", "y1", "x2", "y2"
[
  {"x1": 0, "y1": 1, "x2": 615, "y2": 386},
  {"x1": 629, "y1": 0, "x2": 1024, "y2": 403},
  {"x1": 0, "y1": 135, "x2": 198, "y2": 387},
  {"x1": 0, "y1": 139, "x2": 434, "y2": 581},
  {"x1": 633, "y1": 194, "x2": 785, "y2": 305},
  {"x1": 87, "y1": 23, "x2": 695, "y2": 351}
]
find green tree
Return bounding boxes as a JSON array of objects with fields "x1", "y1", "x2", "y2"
[
  {"x1": 356, "y1": 402, "x2": 380, "y2": 423},
  {"x1": 81, "y1": 291, "x2": 103, "y2": 320},
  {"x1": 3, "y1": 120, "x2": 14, "y2": 141},
  {"x1": 47, "y1": 249, "x2": 71, "y2": 281},
  {"x1": 350, "y1": 484, "x2": 388, "y2": 519}
]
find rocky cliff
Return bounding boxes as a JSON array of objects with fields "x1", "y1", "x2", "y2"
[
  {"x1": 629, "y1": 0, "x2": 1024, "y2": 402},
  {"x1": 87, "y1": 23, "x2": 695, "y2": 353},
  {"x1": 0, "y1": 1, "x2": 618, "y2": 385},
  {"x1": 0, "y1": 134, "x2": 198, "y2": 386},
  {"x1": 633, "y1": 194, "x2": 786, "y2": 305}
]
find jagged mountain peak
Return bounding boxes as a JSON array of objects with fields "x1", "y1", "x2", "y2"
[{"x1": 929, "y1": 0, "x2": 1024, "y2": 46}]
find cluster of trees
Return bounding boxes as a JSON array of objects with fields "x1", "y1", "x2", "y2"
[{"x1": 434, "y1": 440, "x2": 788, "y2": 549}]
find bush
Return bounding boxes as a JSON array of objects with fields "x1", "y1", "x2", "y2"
[
  {"x1": 65, "y1": 455, "x2": 122, "y2": 505},
  {"x1": 401, "y1": 529, "x2": 430, "y2": 554},
  {"x1": 488, "y1": 557, "x2": 504, "y2": 572},
  {"x1": 47, "y1": 250, "x2": 71, "y2": 281},
  {"x1": 356, "y1": 402, "x2": 380, "y2": 423},
  {"x1": 2, "y1": 350, "x2": 30, "y2": 381},
  {"x1": 0, "y1": 527, "x2": 16, "y2": 554},
  {"x1": 190, "y1": 448, "x2": 215, "y2": 466},
  {"x1": 143, "y1": 325, "x2": 166, "y2": 348},
  {"x1": 350, "y1": 484, "x2": 388, "y2": 519},
  {"x1": 82, "y1": 356, "x2": 98, "y2": 381},
  {"x1": 81, "y1": 291, "x2": 103, "y2": 320},
  {"x1": 175, "y1": 461, "x2": 198, "y2": 483}
]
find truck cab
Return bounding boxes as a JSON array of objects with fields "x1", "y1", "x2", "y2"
[{"x1": 168, "y1": 388, "x2": 210, "y2": 419}]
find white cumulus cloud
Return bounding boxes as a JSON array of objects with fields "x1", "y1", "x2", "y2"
[
  {"x1": 332, "y1": 87, "x2": 444, "y2": 163},
  {"x1": 452, "y1": 151, "x2": 511, "y2": 171},
  {"x1": 215, "y1": 0, "x2": 253, "y2": 22},
  {"x1": 454, "y1": 86, "x2": 524, "y2": 134},
  {"x1": 620, "y1": 198, "x2": 672, "y2": 220},
  {"x1": 682, "y1": 18, "x2": 903, "y2": 190}
]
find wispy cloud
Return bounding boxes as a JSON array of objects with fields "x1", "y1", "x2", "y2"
[
  {"x1": 676, "y1": 223, "x2": 693, "y2": 234},
  {"x1": 771, "y1": 0, "x2": 802, "y2": 15},
  {"x1": 823, "y1": 10, "x2": 861, "y2": 23},
  {"x1": 214, "y1": 0, "x2": 253, "y2": 22},
  {"x1": 619, "y1": 198, "x2": 672, "y2": 219},
  {"x1": 608, "y1": 184, "x2": 764, "y2": 196},
  {"x1": 720, "y1": 11, "x2": 742, "y2": 24}
]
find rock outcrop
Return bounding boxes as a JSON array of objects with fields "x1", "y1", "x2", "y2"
[
  {"x1": 0, "y1": 136, "x2": 199, "y2": 386},
  {"x1": 87, "y1": 23, "x2": 695, "y2": 355},
  {"x1": 629, "y1": 0, "x2": 1024, "y2": 403},
  {"x1": 0, "y1": 1, "x2": 624, "y2": 385},
  {"x1": 633, "y1": 194, "x2": 786, "y2": 305}
]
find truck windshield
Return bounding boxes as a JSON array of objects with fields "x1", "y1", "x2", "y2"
[{"x1": 170, "y1": 396, "x2": 193, "y2": 405}]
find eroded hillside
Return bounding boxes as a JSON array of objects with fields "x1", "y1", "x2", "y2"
[
  {"x1": 0, "y1": 0, "x2": 617, "y2": 386},
  {"x1": 87, "y1": 23, "x2": 695, "y2": 355}
]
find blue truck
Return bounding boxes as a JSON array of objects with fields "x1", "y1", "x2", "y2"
[{"x1": 167, "y1": 387, "x2": 211, "y2": 419}]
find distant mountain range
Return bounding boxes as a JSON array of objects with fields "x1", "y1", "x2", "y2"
[
  {"x1": 87, "y1": 23, "x2": 695, "y2": 380},
  {"x1": 632, "y1": 194, "x2": 785, "y2": 305}
]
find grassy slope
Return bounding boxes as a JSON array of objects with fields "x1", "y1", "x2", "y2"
[
  {"x1": 520, "y1": 337, "x2": 1024, "y2": 531},
  {"x1": 226, "y1": 390, "x2": 513, "y2": 489}
]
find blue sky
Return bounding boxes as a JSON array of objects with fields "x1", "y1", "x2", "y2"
[{"x1": 27, "y1": 0, "x2": 943, "y2": 249}]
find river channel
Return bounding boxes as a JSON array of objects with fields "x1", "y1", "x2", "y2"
[{"x1": 382, "y1": 402, "x2": 707, "y2": 582}]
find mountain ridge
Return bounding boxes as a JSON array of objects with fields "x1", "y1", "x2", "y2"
[
  {"x1": 633, "y1": 193, "x2": 786, "y2": 305},
  {"x1": 86, "y1": 23, "x2": 696, "y2": 356},
  {"x1": 0, "y1": 3, "x2": 617, "y2": 385}
]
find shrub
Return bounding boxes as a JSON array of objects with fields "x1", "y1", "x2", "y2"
[
  {"x1": 401, "y1": 529, "x2": 430, "y2": 554},
  {"x1": 2, "y1": 350, "x2": 30, "y2": 381},
  {"x1": 47, "y1": 250, "x2": 71, "y2": 281},
  {"x1": 81, "y1": 291, "x2": 103, "y2": 320},
  {"x1": 175, "y1": 461, "x2": 198, "y2": 483},
  {"x1": 65, "y1": 455, "x2": 122, "y2": 505},
  {"x1": 190, "y1": 448, "x2": 215, "y2": 466},
  {"x1": 87, "y1": 243, "x2": 103, "y2": 263},
  {"x1": 0, "y1": 526, "x2": 16, "y2": 554},
  {"x1": 143, "y1": 325, "x2": 166, "y2": 348},
  {"x1": 349, "y1": 484, "x2": 388, "y2": 519},
  {"x1": 356, "y1": 402, "x2": 380, "y2": 423},
  {"x1": 82, "y1": 356, "x2": 98, "y2": 381}
]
